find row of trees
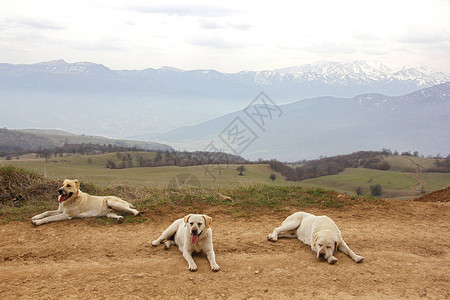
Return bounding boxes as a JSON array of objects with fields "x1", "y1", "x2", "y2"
[
  {"x1": 427, "y1": 157, "x2": 450, "y2": 173},
  {"x1": 270, "y1": 151, "x2": 392, "y2": 181},
  {"x1": 106, "y1": 151, "x2": 247, "y2": 169},
  {"x1": 269, "y1": 150, "x2": 450, "y2": 182},
  {"x1": 33, "y1": 143, "x2": 145, "y2": 161}
]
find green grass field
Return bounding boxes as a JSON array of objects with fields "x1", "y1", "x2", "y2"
[
  {"x1": 1, "y1": 153, "x2": 448, "y2": 199},
  {"x1": 418, "y1": 172, "x2": 450, "y2": 190},
  {"x1": 1, "y1": 165, "x2": 379, "y2": 223},
  {"x1": 0, "y1": 152, "x2": 291, "y2": 188},
  {"x1": 300, "y1": 167, "x2": 449, "y2": 198},
  {"x1": 384, "y1": 155, "x2": 439, "y2": 172}
]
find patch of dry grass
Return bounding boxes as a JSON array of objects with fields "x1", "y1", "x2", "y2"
[{"x1": 0, "y1": 166, "x2": 382, "y2": 223}]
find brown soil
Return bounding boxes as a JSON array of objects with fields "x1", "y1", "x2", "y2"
[
  {"x1": 415, "y1": 186, "x2": 450, "y2": 202},
  {"x1": 1, "y1": 199, "x2": 449, "y2": 299}
]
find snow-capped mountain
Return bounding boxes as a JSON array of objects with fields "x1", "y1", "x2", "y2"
[
  {"x1": 0, "y1": 59, "x2": 448, "y2": 140},
  {"x1": 1, "y1": 59, "x2": 448, "y2": 93}
]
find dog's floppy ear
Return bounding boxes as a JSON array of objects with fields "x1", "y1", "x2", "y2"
[
  {"x1": 203, "y1": 215, "x2": 212, "y2": 228},
  {"x1": 74, "y1": 179, "x2": 80, "y2": 189},
  {"x1": 184, "y1": 214, "x2": 192, "y2": 227},
  {"x1": 313, "y1": 233, "x2": 318, "y2": 247}
]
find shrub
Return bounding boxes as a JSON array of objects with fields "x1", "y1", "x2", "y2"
[
  {"x1": 370, "y1": 184, "x2": 383, "y2": 197},
  {"x1": 355, "y1": 186, "x2": 363, "y2": 196}
]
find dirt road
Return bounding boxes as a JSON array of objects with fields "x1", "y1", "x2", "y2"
[{"x1": 1, "y1": 198, "x2": 449, "y2": 299}]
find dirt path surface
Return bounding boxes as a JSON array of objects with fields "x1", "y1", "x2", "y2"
[
  {"x1": 1, "y1": 200, "x2": 449, "y2": 299},
  {"x1": 406, "y1": 158, "x2": 426, "y2": 194}
]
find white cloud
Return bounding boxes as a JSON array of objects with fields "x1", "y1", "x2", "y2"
[
  {"x1": 0, "y1": 0, "x2": 448, "y2": 73},
  {"x1": 127, "y1": 4, "x2": 235, "y2": 17}
]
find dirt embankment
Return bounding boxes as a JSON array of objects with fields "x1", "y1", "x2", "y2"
[
  {"x1": 415, "y1": 186, "x2": 450, "y2": 202},
  {"x1": 1, "y1": 196, "x2": 449, "y2": 299}
]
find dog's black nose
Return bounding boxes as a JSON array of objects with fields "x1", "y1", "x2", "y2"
[
  {"x1": 192, "y1": 229, "x2": 198, "y2": 235},
  {"x1": 58, "y1": 188, "x2": 64, "y2": 195}
]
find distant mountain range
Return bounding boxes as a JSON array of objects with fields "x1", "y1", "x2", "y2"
[
  {"x1": 0, "y1": 128, "x2": 172, "y2": 153},
  {"x1": 155, "y1": 83, "x2": 450, "y2": 161},
  {"x1": 0, "y1": 60, "x2": 449, "y2": 139}
]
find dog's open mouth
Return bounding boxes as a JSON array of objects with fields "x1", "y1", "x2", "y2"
[
  {"x1": 191, "y1": 231, "x2": 202, "y2": 244},
  {"x1": 58, "y1": 192, "x2": 73, "y2": 203}
]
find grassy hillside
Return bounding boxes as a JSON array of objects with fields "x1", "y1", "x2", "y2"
[
  {"x1": 1, "y1": 152, "x2": 448, "y2": 199},
  {"x1": 384, "y1": 155, "x2": 438, "y2": 172},
  {"x1": 301, "y1": 167, "x2": 450, "y2": 198},
  {"x1": 0, "y1": 152, "x2": 289, "y2": 188},
  {"x1": 0, "y1": 165, "x2": 373, "y2": 222}
]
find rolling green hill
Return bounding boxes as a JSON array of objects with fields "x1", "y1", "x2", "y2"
[
  {"x1": 384, "y1": 155, "x2": 438, "y2": 172},
  {"x1": 1, "y1": 152, "x2": 448, "y2": 199},
  {"x1": 0, "y1": 152, "x2": 288, "y2": 188}
]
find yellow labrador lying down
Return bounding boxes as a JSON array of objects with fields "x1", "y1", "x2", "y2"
[
  {"x1": 267, "y1": 212, "x2": 364, "y2": 264},
  {"x1": 151, "y1": 214, "x2": 220, "y2": 272},
  {"x1": 31, "y1": 179, "x2": 139, "y2": 226}
]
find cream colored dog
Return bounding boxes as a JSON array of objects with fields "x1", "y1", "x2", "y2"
[
  {"x1": 31, "y1": 179, "x2": 139, "y2": 226},
  {"x1": 267, "y1": 212, "x2": 364, "y2": 264},
  {"x1": 151, "y1": 214, "x2": 220, "y2": 272}
]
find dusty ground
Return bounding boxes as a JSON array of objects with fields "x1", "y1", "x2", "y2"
[{"x1": 0, "y1": 198, "x2": 449, "y2": 299}]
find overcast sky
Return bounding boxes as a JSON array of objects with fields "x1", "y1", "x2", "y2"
[{"x1": 1, "y1": 0, "x2": 449, "y2": 72}]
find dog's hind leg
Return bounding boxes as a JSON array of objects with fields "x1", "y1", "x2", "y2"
[
  {"x1": 151, "y1": 220, "x2": 181, "y2": 247},
  {"x1": 164, "y1": 240, "x2": 174, "y2": 249},
  {"x1": 106, "y1": 212, "x2": 125, "y2": 223},
  {"x1": 277, "y1": 230, "x2": 298, "y2": 239},
  {"x1": 106, "y1": 197, "x2": 139, "y2": 216},
  {"x1": 267, "y1": 216, "x2": 303, "y2": 242}
]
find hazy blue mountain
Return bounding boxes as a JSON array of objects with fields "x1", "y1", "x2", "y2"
[
  {"x1": 0, "y1": 128, "x2": 172, "y2": 152},
  {"x1": 155, "y1": 83, "x2": 450, "y2": 160},
  {"x1": 0, "y1": 60, "x2": 448, "y2": 139}
]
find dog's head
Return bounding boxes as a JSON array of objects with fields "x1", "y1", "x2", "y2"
[
  {"x1": 313, "y1": 232, "x2": 339, "y2": 261},
  {"x1": 184, "y1": 214, "x2": 212, "y2": 244},
  {"x1": 58, "y1": 179, "x2": 80, "y2": 203}
]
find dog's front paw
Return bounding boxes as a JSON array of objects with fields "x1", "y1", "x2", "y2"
[
  {"x1": 151, "y1": 240, "x2": 160, "y2": 247},
  {"x1": 354, "y1": 255, "x2": 364, "y2": 263},
  {"x1": 189, "y1": 264, "x2": 198, "y2": 272},
  {"x1": 30, "y1": 219, "x2": 39, "y2": 226},
  {"x1": 327, "y1": 256, "x2": 338, "y2": 264},
  {"x1": 117, "y1": 216, "x2": 124, "y2": 224},
  {"x1": 267, "y1": 234, "x2": 278, "y2": 242},
  {"x1": 31, "y1": 215, "x2": 40, "y2": 220},
  {"x1": 211, "y1": 263, "x2": 220, "y2": 272}
]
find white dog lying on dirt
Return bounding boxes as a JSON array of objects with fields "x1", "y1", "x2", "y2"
[
  {"x1": 267, "y1": 212, "x2": 364, "y2": 264},
  {"x1": 31, "y1": 179, "x2": 139, "y2": 226},
  {"x1": 151, "y1": 214, "x2": 220, "y2": 272}
]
